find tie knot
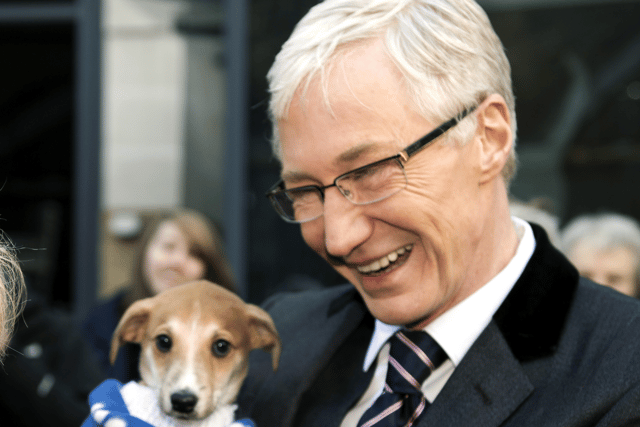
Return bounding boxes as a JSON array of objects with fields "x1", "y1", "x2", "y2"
[
  {"x1": 356, "y1": 331, "x2": 448, "y2": 427},
  {"x1": 386, "y1": 330, "x2": 447, "y2": 394}
]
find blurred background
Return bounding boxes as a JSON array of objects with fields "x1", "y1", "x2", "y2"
[{"x1": 1, "y1": 0, "x2": 639, "y2": 321}]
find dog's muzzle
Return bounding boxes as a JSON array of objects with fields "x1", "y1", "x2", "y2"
[{"x1": 171, "y1": 390, "x2": 198, "y2": 414}]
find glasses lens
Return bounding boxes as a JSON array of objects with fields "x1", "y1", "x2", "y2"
[
  {"x1": 270, "y1": 186, "x2": 323, "y2": 223},
  {"x1": 337, "y1": 157, "x2": 407, "y2": 205}
]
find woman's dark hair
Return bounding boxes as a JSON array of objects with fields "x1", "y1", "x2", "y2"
[{"x1": 121, "y1": 208, "x2": 236, "y2": 314}]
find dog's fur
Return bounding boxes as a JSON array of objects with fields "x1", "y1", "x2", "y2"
[{"x1": 110, "y1": 280, "x2": 281, "y2": 423}]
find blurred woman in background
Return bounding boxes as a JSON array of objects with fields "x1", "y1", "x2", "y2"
[{"x1": 82, "y1": 208, "x2": 235, "y2": 382}]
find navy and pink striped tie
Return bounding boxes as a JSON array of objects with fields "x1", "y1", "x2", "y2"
[{"x1": 357, "y1": 330, "x2": 447, "y2": 427}]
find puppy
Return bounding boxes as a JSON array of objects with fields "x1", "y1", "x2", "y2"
[{"x1": 109, "y1": 280, "x2": 281, "y2": 427}]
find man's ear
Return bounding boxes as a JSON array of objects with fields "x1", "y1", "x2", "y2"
[{"x1": 475, "y1": 94, "x2": 512, "y2": 184}]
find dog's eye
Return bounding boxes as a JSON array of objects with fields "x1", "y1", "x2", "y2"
[
  {"x1": 212, "y1": 339, "x2": 230, "y2": 357},
  {"x1": 156, "y1": 334, "x2": 172, "y2": 352}
]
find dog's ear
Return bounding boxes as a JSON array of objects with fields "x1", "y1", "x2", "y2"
[
  {"x1": 245, "y1": 304, "x2": 282, "y2": 371},
  {"x1": 109, "y1": 298, "x2": 155, "y2": 365}
]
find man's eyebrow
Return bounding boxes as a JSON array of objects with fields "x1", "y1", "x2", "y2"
[
  {"x1": 281, "y1": 142, "x2": 388, "y2": 185},
  {"x1": 335, "y1": 142, "x2": 385, "y2": 164},
  {"x1": 281, "y1": 170, "x2": 315, "y2": 185}
]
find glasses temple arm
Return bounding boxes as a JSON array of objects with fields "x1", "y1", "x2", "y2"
[{"x1": 402, "y1": 105, "x2": 478, "y2": 159}]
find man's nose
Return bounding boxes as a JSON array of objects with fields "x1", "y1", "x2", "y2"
[{"x1": 322, "y1": 188, "x2": 372, "y2": 258}]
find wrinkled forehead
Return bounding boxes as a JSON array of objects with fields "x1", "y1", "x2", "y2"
[
  {"x1": 290, "y1": 40, "x2": 408, "y2": 118},
  {"x1": 278, "y1": 40, "x2": 418, "y2": 176}
]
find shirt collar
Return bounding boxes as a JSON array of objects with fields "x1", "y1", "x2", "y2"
[{"x1": 363, "y1": 217, "x2": 536, "y2": 371}]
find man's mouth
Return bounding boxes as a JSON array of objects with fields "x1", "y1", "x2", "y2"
[{"x1": 356, "y1": 245, "x2": 413, "y2": 275}]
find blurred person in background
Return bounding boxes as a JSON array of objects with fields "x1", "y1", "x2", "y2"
[
  {"x1": 509, "y1": 197, "x2": 561, "y2": 248},
  {"x1": 0, "y1": 233, "x2": 26, "y2": 358},
  {"x1": 82, "y1": 208, "x2": 236, "y2": 383},
  {"x1": 561, "y1": 212, "x2": 640, "y2": 298},
  {"x1": 0, "y1": 230, "x2": 106, "y2": 427},
  {"x1": 2, "y1": 287, "x2": 105, "y2": 427}
]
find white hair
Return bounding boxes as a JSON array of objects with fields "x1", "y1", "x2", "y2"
[
  {"x1": 0, "y1": 234, "x2": 26, "y2": 359},
  {"x1": 267, "y1": 0, "x2": 517, "y2": 183},
  {"x1": 561, "y1": 212, "x2": 640, "y2": 286}
]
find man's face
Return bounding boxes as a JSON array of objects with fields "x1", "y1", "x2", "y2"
[
  {"x1": 569, "y1": 241, "x2": 639, "y2": 298},
  {"x1": 277, "y1": 39, "x2": 505, "y2": 327}
]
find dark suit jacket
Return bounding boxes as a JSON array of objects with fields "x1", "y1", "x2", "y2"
[{"x1": 237, "y1": 224, "x2": 640, "y2": 426}]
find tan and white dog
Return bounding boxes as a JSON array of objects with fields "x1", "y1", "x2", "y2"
[{"x1": 109, "y1": 280, "x2": 281, "y2": 427}]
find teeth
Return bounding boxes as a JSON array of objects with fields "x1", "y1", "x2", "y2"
[
  {"x1": 379, "y1": 257, "x2": 390, "y2": 268},
  {"x1": 357, "y1": 245, "x2": 412, "y2": 274}
]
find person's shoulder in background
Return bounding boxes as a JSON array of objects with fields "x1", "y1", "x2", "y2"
[{"x1": 0, "y1": 288, "x2": 107, "y2": 427}]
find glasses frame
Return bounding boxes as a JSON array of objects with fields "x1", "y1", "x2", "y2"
[{"x1": 266, "y1": 105, "x2": 477, "y2": 223}]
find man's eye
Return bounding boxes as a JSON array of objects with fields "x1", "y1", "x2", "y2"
[
  {"x1": 348, "y1": 164, "x2": 390, "y2": 189},
  {"x1": 291, "y1": 191, "x2": 320, "y2": 216},
  {"x1": 349, "y1": 166, "x2": 377, "y2": 181},
  {"x1": 291, "y1": 189, "x2": 317, "y2": 204}
]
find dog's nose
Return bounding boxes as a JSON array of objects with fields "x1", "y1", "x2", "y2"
[{"x1": 171, "y1": 391, "x2": 198, "y2": 414}]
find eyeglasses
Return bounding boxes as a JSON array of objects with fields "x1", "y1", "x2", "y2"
[{"x1": 266, "y1": 106, "x2": 477, "y2": 223}]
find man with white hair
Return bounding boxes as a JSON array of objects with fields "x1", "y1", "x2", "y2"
[
  {"x1": 561, "y1": 212, "x2": 640, "y2": 298},
  {"x1": 238, "y1": 0, "x2": 640, "y2": 426}
]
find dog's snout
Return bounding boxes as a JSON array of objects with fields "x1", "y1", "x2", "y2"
[{"x1": 171, "y1": 391, "x2": 198, "y2": 414}]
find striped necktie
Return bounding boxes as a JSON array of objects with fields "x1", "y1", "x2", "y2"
[{"x1": 357, "y1": 330, "x2": 447, "y2": 427}]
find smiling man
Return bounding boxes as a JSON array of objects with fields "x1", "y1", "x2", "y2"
[
  {"x1": 237, "y1": 0, "x2": 640, "y2": 426},
  {"x1": 275, "y1": 38, "x2": 515, "y2": 330}
]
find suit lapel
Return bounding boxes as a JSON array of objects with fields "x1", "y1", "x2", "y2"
[
  {"x1": 293, "y1": 308, "x2": 375, "y2": 427},
  {"x1": 493, "y1": 223, "x2": 578, "y2": 362},
  {"x1": 420, "y1": 321, "x2": 533, "y2": 427},
  {"x1": 419, "y1": 224, "x2": 579, "y2": 427}
]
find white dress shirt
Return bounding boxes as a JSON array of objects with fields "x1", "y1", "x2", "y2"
[{"x1": 340, "y1": 217, "x2": 536, "y2": 427}]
